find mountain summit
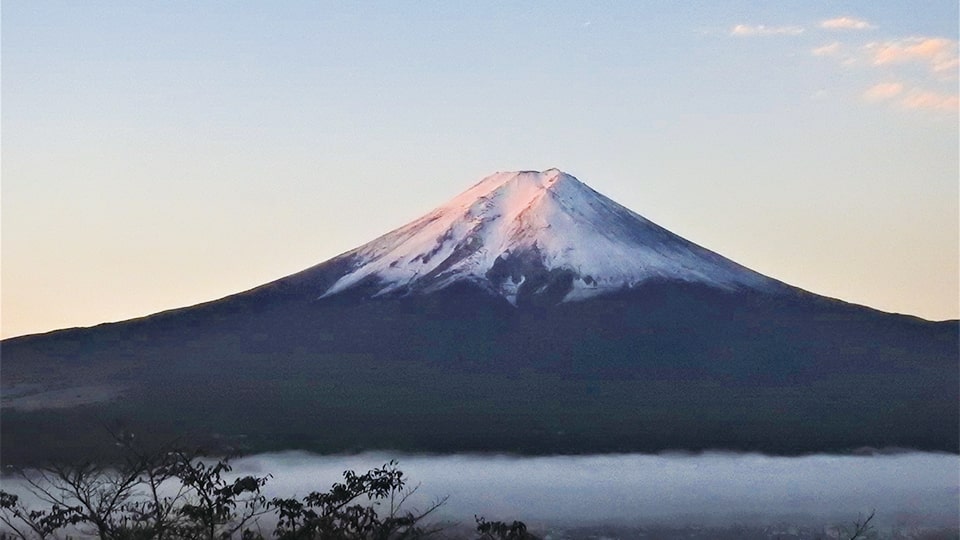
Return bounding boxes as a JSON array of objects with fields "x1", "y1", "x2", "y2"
[{"x1": 320, "y1": 169, "x2": 784, "y2": 305}]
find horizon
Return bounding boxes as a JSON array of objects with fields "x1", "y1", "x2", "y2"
[{"x1": 3, "y1": 2, "x2": 958, "y2": 338}]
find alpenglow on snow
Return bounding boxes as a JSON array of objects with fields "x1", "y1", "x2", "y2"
[{"x1": 320, "y1": 169, "x2": 786, "y2": 305}]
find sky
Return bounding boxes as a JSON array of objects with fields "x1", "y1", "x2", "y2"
[{"x1": 2, "y1": 1, "x2": 958, "y2": 338}]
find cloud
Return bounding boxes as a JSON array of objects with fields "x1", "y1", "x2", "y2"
[
  {"x1": 810, "y1": 89, "x2": 830, "y2": 100},
  {"x1": 862, "y1": 82, "x2": 958, "y2": 112},
  {"x1": 863, "y1": 82, "x2": 904, "y2": 101},
  {"x1": 69, "y1": 452, "x2": 960, "y2": 528},
  {"x1": 867, "y1": 37, "x2": 959, "y2": 74},
  {"x1": 731, "y1": 24, "x2": 804, "y2": 37},
  {"x1": 900, "y1": 90, "x2": 959, "y2": 112},
  {"x1": 812, "y1": 42, "x2": 842, "y2": 57},
  {"x1": 2, "y1": 451, "x2": 958, "y2": 532},
  {"x1": 820, "y1": 17, "x2": 874, "y2": 30}
]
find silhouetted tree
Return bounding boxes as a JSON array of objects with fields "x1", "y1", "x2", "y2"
[
  {"x1": 271, "y1": 460, "x2": 445, "y2": 540},
  {"x1": 0, "y1": 433, "x2": 459, "y2": 540},
  {"x1": 840, "y1": 509, "x2": 876, "y2": 540},
  {"x1": 474, "y1": 517, "x2": 537, "y2": 540},
  {"x1": 0, "y1": 430, "x2": 270, "y2": 540}
]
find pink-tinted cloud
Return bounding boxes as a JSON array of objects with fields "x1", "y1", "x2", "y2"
[
  {"x1": 861, "y1": 82, "x2": 958, "y2": 113},
  {"x1": 900, "y1": 90, "x2": 959, "y2": 112},
  {"x1": 863, "y1": 82, "x2": 904, "y2": 101},
  {"x1": 812, "y1": 42, "x2": 842, "y2": 57},
  {"x1": 867, "y1": 37, "x2": 959, "y2": 74},
  {"x1": 731, "y1": 24, "x2": 804, "y2": 37},
  {"x1": 820, "y1": 17, "x2": 874, "y2": 30}
]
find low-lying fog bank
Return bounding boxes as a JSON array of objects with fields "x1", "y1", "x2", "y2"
[
  {"x1": 4, "y1": 452, "x2": 957, "y2": 537},
  {"x1": 229, "y1": 451, "x2": 958, "y2": 529}
]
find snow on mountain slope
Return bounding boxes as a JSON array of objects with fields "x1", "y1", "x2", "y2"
[{"x1": 321, "y1": 169, "x2": 785, "y2": 304}]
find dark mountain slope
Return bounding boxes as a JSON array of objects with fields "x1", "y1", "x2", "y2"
[{"x1": 3, "y1": 279, "x2": 955, "y2": 466}]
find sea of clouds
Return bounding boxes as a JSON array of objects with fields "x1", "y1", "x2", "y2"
[
  {"x1": 226, "y1": 451, "x2": 958, "y2": 529},
  {"x1": 4, "y1": 451, "x2": 957, "y2": 534}
]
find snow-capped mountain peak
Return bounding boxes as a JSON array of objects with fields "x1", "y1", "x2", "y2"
[{"x1": 321, "y1": 169, "x2": 782, "y2": 304}]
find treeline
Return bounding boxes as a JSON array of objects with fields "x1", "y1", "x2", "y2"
[
  {"x1": 0, "y1": 433, "x2": 534, "y2": 540},
  {"x1": 0, "y1": 432, "x2": 890, "y2": 540}
]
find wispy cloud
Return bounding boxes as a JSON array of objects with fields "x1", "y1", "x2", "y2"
[
  {"x1": 900, "y1": 90, "x2": 959, "y2": 112},
  {"x1": 866, "y1": 37, "x2": 959, "y2": 74},
  {"x1": 820, "y1": 17, "x2": 874, "y2": 30},
  {"x1": 862, "y1": 82, "x2": 958, "y2": 112},
  {"x1": 863, "y1": 82, "x2": 904, "y2": 101},
  {"x1": 733, "y1": 15, "x2": 956, "y2": 116},
  {"x1": 812, "y1": 42, "x2": 842, "y2": 57},
  {"x1": 731, "y1": 24, "x2": 804, "y2": 37}
]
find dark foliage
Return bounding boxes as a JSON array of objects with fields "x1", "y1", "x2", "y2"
[
  {"x1": 0, "y1": 434, "x2": 524, "y2": 540},
  {"x1": 270, "y1": 460, "x2": 446, "y2": 540},
  {"x1": 474, "y1": 517, "x2": 536, "y2": 540}
]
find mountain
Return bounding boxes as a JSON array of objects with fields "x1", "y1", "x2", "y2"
[
  {"x1": 316, "y1": 169, "x2": 783, "y2": 304},
  {"x1": 2, "y1": 170, "x2": 957, "y2": 465}
]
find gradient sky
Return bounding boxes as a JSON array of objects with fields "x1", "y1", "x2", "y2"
[{"x1": 3, "y1": 1, "x2": 958, "y2": 338}]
